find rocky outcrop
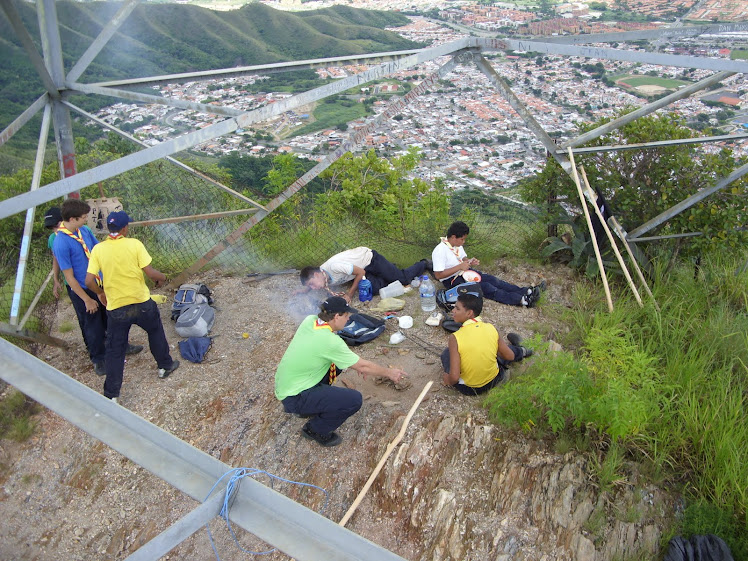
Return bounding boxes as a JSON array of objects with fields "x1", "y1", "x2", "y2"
[{"x1": 376, "y1": 413, "x2": 671, "y2": 561}]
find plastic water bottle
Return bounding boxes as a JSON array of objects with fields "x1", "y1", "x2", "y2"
[
  {"x1": 411, "y1": 277, "x2": 421, "y2": 288},
  {"x1": 358, "y1": 276, "x2": 372, "y2": 302},
  {"x1": 419, "y1": 275, "x2": 436, "y2": 312}
]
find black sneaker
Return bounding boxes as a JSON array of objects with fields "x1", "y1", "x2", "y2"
[
  {"x1": 507, "y1": 332, "x2": 522, "y2": 346},
  {"x1": 126, "y1": 344, "x2": 144, "y2": 356},
  {"x1": 519, "y1": 346, "x2": 534, "y2": 359},
  {"x1": 94, "y1": 362, "x2": 106, "y2": 377},
  {"x1": 421, "y1": 259, "x2": 434, "y2": 273},
  {"x1": 302, "y1": 423, "x2": 342, "y2": 447},
  {"x1": 158, "y1": 360, "x2": 180, "y2": 379}
]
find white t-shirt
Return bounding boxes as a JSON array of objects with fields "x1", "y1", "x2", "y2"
[
  {"x1": 320, "y1": 247, "x2": 374, "y2": 285},
  {"x1": 432, "y1": 239, "x2": 466, "y2": 281}
]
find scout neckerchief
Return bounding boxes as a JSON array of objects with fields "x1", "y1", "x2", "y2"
[
  {"x1": 441, "y1": 236, "x2": 463, "y2": 260},
  {"x1": 314, "y1": 318, "x2": 340, "y2": 384},
  {"x1": 59, "y1": 225, "x2": 102, "y2": 286}
]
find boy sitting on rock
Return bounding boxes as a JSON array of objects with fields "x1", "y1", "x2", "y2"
[{"x1": 441, "y1": 292, "x2": 532, "y2": 396}]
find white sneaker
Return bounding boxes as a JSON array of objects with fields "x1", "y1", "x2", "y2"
[{"x1": 111, "y1": 397, "x2": 119, "y2": 405}]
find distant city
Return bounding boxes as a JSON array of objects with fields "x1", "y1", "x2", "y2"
[{"x1": 92, "y1": 1, "x2": 748, "y2": 196}]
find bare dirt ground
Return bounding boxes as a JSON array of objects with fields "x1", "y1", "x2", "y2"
[{"x1": 0, "y1": 262, "x2": 671, "y2": 560}]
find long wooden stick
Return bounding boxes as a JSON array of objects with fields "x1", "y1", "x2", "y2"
[
  {"x1": 568, "y1": 148, "x2": 614, "y2": 312},
  {"x1": 339, "y1": 380, "x2": 433, "y2": 527},
  {"x1": 579, "y1": 167, "x2": 643, "y2": 307},
  {"x1": 608, "y1": 215, "x2": 660, "y2": 312}
]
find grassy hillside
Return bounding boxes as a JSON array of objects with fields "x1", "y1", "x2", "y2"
[{"x1": 0, "y1": 1, "x2": 418, "y2": 168}]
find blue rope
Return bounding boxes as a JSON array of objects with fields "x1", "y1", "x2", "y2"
[{"x1": 204, "y1": 467, "x2": 330, "y2": 559}]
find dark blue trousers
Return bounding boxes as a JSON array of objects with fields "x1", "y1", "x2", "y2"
[
  {"x1": 67, "y1": 285, "x2": 107, "y2": 365},
  {"x1": 364, "y1": 251, "x2": 427, "y2": 294},
  {"x1": 282, "y1": 372, "x2": 362, "y2": 435},
  {"x1": 104, "y1": 299, "x2": 174, "y2": 399},
  {"x1": 440, "y1": 342, "x2": 524, "y2": 395},
  {"x1": 445, "y1": 271, "x2": 529, "y2": 307}
]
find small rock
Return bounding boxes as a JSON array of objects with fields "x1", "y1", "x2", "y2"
[{"x1": 381, "y1": 401, "x2": 400, "y2": 408}]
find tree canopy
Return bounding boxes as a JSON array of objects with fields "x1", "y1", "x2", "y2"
[{"x1": 519, "y1": 111, "x2": 748, "y2": 258}]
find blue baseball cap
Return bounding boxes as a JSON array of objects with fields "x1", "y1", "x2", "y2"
[{"x1": 107, "y1": 210, "x2": 131, "y2": 230}]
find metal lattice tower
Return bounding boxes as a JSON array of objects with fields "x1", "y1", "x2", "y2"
[{"x1": 0, "y1": 1, "x2": 747, "y2": 557}]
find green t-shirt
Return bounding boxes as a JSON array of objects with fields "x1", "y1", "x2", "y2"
[{"x1": 275, "y1": 315, "x2": 360, "y2": 400}]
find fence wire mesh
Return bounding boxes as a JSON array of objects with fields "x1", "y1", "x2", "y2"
[{"x1": 0, "y1": 150, "x2": 544, "y2": 346}]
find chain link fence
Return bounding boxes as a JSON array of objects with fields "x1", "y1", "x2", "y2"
[{"x1": 0, "y1": 152, "x2": 544, "y2": 348}]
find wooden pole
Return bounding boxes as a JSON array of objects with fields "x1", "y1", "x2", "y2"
[
  {"x1": 579, "y1": 167, "x2": 643, "y2": 307},
  {"x1": 567, "y1": 148, "x2": 614, "y2": 312},
  {"x1": 608, "y1": 215, "x2": 660, "y2": 312},
  {"x1": 339, "y1": 380, "x2": 433, "y2": 527}
]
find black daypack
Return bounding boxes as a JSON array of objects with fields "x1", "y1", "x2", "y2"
[
  {"x1": 337, "y1": 313, "x2": 386, "y2": 346},
  {"x1": 171, "y1": 283, "x2": 213, "y2": 321}
]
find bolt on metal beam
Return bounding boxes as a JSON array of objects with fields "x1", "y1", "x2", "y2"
[{"x1": 66, "y1": 0, "x2": 139, "y2": 83}]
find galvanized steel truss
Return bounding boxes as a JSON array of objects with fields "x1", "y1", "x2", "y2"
[{"x1": 0, "y1": 2, "x2": 747, "y2": 558}]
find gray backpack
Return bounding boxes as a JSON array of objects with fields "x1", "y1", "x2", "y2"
[{"x1": 175, "y1": 303, "x2": 215, "y2": 338}]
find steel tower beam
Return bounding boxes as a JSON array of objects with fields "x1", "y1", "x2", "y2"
[
  {"x1": 37, "y1": 0, "x2": 78, "y2": 186},
  {"x1": 90, "y1": 49, "x2": 424, "y2": 89},
  {"x1": 560, "y1": 71, "x2": 734, "y2": 150},
  {"x1": 67, "y1": 81, "x2": 248, "y2": 117},
  {"x1": 539, "y1": 22, "x2": 748, "y2": 44},
  {"x1": 170, "y1": 54, "x2": 462, "y2": 286},
  {"x1": 474, "y1": 37, "x2": 748, "y2": 73},
  {"x1": 473, "y1": 54, "x2": 571, "y2": 173},
  {"x1": 0, "y1": 0, "x2": 58, "y2": 97},
  {"x1": 9, "y1": 102, "x2": 51, "y2": 325},
  {"x1": 66, "y1": 0, "x2": 139, "y2": 83},
  {"x1": 563, "y1": 132, "x2": 748, "y2": 155},
  {"x1": 0, "y1": 93, "x2": 48, "y2": 147},
  {"x1": 0, "y1": 38, "x2": 469, "y2": 221},
  {"x1": 0, "y1": 338, "x2": 407, "y2": 561},
  {"x1": 628, "y1": 161, "x2": 748, "y2": 240},
  {"x1": 62, "y1": 100, "x2": 267, "y2": 211}
]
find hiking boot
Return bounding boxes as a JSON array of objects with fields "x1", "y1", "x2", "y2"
[
  {"x1": 94, "y1": 362, "x2": 106, "y2": 377},
  {"x1": 158, "y1": 360, "x2": 180, "y2": 379},
  {"x1": 507, "y1": 332, "x2": 522, "y2": 346},
  {"x1": 302, "y1": 423, "x2": 342, "y2": 447},
  {"x1": 126, "y1": 344, "x2": 144, "y2": 356}
]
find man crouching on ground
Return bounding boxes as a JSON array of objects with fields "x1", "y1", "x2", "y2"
[
  {"x1": 275, "y1": 296, "x2": 407, "y2": 447},
  {"x1": 442, "y1": 292, "x2": 533, "y2": 396}
]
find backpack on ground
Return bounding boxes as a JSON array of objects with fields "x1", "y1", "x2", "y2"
[
  {"x1": 337, "y1": 313, "x2": 386, "y2": 346},
  {"x1": 171, "y1": 283, "x2": 213, "y2": 321},
  {"x1": 436, "y1": 281, "x2": 483, "y2": 312},
  {"x1": 175, "y1": 302, "x2": 215, "y2": 338}
]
